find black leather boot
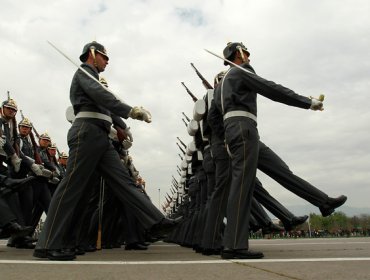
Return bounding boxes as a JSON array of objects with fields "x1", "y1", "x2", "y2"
[
  {"x1": 284, "y1": 215, "x2": 309, "y2": 231},
  {"x1": 221, "y1": 248, "x2": 264, "y2": 259},
  {"x1": 0, "y1": 222, "x2": 33, "y2": 239},
  {"x1": 150, "y1": 216, "x2": 183, "y2": 239},
  {"x1": 319, "y1": 195, "x2": 347, "y2": 217}
]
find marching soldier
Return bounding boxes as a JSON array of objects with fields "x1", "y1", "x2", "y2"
[
  {"x1": 211, "y1": 42, "x2": 345, "y2": 259},
  {"x1": 57, "y1": 152, "x2": 68, "y2": 178},
  {"x1": 17, "y1": 117, "x2": 53, "y2": 247},
  {"x1": 0, "y1": 99, "x2": 22, "y2": 174},
  {"x1": 34, "y1": 41, "x2": 180, "y2": 261}
]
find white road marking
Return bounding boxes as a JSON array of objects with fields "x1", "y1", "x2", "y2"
[
  {"x1": 252, "y1": 241, "x2": 370, "y2": 246},
  {"x1": 0, "y1": 258, "x2": 369, "y2": 265},
  {"x1": 2, "y1": 240, "x2": 369, "y2": 246}
]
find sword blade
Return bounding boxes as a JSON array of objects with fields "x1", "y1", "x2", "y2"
[
  {"x1": 47, "y1": 40, "x2": 127, "y2": 104},
  {"x1": 204, "y1": 48, "x2": 255, "y2": 76}
]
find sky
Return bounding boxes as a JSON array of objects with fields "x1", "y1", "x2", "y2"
[{"x1": 0, "y1": 0, "x2": 369, "y2": 214}]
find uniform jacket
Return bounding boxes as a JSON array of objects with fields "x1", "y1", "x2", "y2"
[
  {"x1": 70, "y1": 63, "x2": 132, "y2": 123},
  {"x1": 214, "y1": 63, "x2": 312, "y2": 117}
]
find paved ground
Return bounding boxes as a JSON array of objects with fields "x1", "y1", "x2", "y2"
[{"x1": 1, "y1": 237, "x2": 370, "y2": 280}]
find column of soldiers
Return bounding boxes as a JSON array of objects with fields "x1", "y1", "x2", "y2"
[
  {"x1": 0, "y1": 95, "x2": 162, "y2": 255},
  {"x1": 1, "y1": 40, "x2": 348, "y2": 261},
  {"x1": 0, "y1": 97, "x2": 67, "y2": 248},
  {"x1": 163, "y1": 42, "x2": 347, "y2": 259}
]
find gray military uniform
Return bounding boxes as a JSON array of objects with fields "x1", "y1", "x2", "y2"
[
  {"x1": 214, "y1": 63, "x2": 311, "y2": 250},
  {"x1": 36, "y1": 63, "x2": 164, "y2": 250}
]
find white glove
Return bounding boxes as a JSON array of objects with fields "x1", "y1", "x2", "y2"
[
  {"x1": 40, "y1": 166, "x2": 53, "y2": 178},
  {"x1": 10, "y1": 154, "x2": 22, "y2": 173},
  {"x1": 53, "y1": 169, "x2": 60, "y2": 177},
  {"x1": 30, "y1": 163, "x2": 43, "y2": 176},
  {"x1": 310, "y1": 99, "x2": 324, "y2": 111},
  {"x1": 124, "y1": 127, "x2": 133, "y2": 142},
  {"x1": 49, "y1": 177, "x2": 60, "y2": 184},
  {"x1": 31, "y1": 164, "x2": 53, "y2": 178},
  {"x1": 128, "y1": 106, "x2": 152, "y2": 123},
  {"x1": 122, "y1": 139, "x2": 132, "y2": 150},
  {"x1": 108, "y1": 126, "x2": 118, "y2": 141}
]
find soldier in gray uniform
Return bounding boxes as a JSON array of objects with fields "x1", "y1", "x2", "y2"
[
  {"x1": 34, "y1": 41, "x2": 179, "y2": 261},
  {"x1": 201, "y1": 72, "x2": 303, "y2": 255},
  {"x1": 213, "y1": 42, "x2": 332, "y2": 259}
]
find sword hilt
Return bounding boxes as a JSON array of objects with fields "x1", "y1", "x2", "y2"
[{"x1": 310, "y1": 94, "x2": 325, "y2": 102}]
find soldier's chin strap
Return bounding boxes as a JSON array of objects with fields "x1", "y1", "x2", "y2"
[
  {"x1": 90, "y1": 46, "x2": 98, "y2": 68},
  {"x1": 236, "y1": 46, "x2": 247, "y2": 63}
]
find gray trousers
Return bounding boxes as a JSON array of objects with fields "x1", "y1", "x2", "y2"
[
  {"x1": 254, "y1": 178, "x2": 295, "y2": 225},
  {"x1": 223, "y1": 118, "x2": 259, "y2": 250},
  {"x1": 36, "y1": 119, "x2": 164, "y2": 250},
  {"x1": 201, "y1": 144, "x2": 296, "y2": 249},
  {"x1": 201, "y1": 145, "x2": 231, "y2": 250},
  {"x1": 0, "y1": 197, "x2": 16, "y2": 227},
  {"x1": 258, "y1": 141, "x2": 329, "y2": 207}
]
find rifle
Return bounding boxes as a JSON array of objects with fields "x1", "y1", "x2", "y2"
[
  {"x1": 29, "y1": 132, "x2": 43, "y2": 164},
  {"x1": 172, "y1": 182, "x2": 179, "y2": 191},
  {"x1": 171, "y1": 186, "x2": 177, "y2": 194},
  {"x1": 190, "y1": 63, "x2": 213, "y2": 90},
  {"x1": 12, "y1": 119, "x2": 20, "y2": 156},
  {"x1": 31, "y1": 119, "x2": 61, "y2": 157},
  {"x1": 181, "y1": 118, "x2": 188, "y2": 127},
  {"x1": 19, "y1": 111, "x2": 43, "y2": 164},
  {"x1": 172, "y1": 176, "x2": 179, "y2": 185},
  {"x1": 176, "y1": 142, "x2": 185, "y2": 155},
  {"x1": 177, "y1": 169, "x2": 181, "y2": 177},
  {"x1": 176, "y1": 137, "x2": 187, "y2": 149},
  {"x1": 172, "y1": 181, "x2": 178, "y2": 190},
  {"x1": 178, "y1": 153, "x2": 183, "y2": 161},
  {"x1": 181, "y1": 82, "x2": 198, "y2": 102},
  {"x1": 113, "y1": 124, "x2": 127, "y2": 142},
  {"x1": 97, "y1": 177, "x2": 105, "y2": 250},
  {"x1": 181, "y1": 112, "x2": 190, "y2": 122}
]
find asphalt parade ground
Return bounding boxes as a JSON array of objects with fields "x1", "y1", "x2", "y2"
[{"x1": 1, "y1": 237, "x2": 370, "y2": 280}]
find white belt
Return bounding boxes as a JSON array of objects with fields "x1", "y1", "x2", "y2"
[
  {"x1": 75, "y1": 111, "x2": 112, "y2": 123},
  {"x1": 204, "y1": 144, "x2": 210, "y2": 150},
  {"x1": 223, "y1": 110, "x2": 257, "y2": 123}
]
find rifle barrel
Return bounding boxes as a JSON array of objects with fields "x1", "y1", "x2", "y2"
[
  {"x1": 181, "y1": 82, "x2": 198, "y2": 102},
  {"x1": 190, "y1": 63, "x2": 213, "y2": 90},
  {"x1": 176, "y1": 137, "x2": 187, "y2": 149},
  {"x1": 182, "y1": 118, "x2": 188, "y2": 127},
  {"x1": 181, "y1": 112, "x2": 190, "y2": 122}
]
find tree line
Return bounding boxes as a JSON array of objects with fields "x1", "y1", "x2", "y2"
[{"x1": 252, "y1": 212, "x2": 370, "y2": 239}]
